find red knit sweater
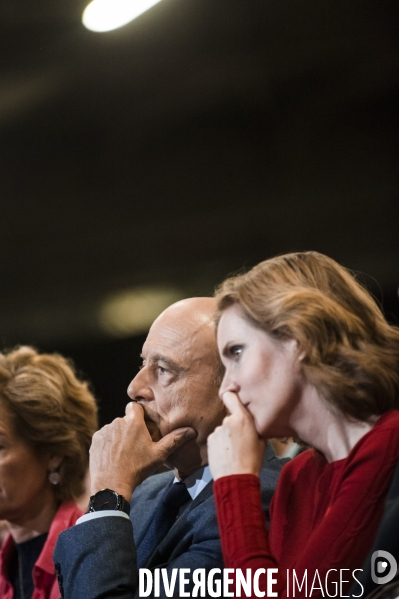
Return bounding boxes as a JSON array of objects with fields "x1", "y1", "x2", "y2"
[{"x1": 214, "y1": 411, "x2": 399, "y2": 598}]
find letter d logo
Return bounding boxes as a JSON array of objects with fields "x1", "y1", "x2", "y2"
[{"x1": 371, "y1": 550, "x2": 397, "y2": 585}]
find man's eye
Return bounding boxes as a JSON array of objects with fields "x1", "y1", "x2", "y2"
[{"x1": 158, "y1": 366, "x2": 169, "y2": 375}]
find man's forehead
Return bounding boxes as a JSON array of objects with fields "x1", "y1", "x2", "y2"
[
  {"x1": 142, "y1": 324, "x2": 190, "y2": 356},
  {"x1": 142, "y1": 312, "x2": 215, "y2": 364}
]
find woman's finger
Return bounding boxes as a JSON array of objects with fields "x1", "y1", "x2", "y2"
[{"x1": 222, "y1": 391, "x2": 248, "y2": 415}]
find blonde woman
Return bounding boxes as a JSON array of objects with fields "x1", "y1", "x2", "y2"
[
  {"x1": 0, "y1": 347, "x2": 98, "y2": 599},
  {"x1": 208, "y1": 252, "x2": 399, "y2": 598}
]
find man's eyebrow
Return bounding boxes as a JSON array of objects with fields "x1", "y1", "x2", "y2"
[{"x1": 145, "y1": 353, "x2": 185, "y2": 374}]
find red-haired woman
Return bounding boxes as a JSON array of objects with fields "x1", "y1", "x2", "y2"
[{"x1": 208, "y1": 252, "x2": 399, "y2": 598}]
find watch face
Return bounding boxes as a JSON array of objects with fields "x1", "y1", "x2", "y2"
[{"x1": 91, "y1": 489, "x2": 118, "y2": 511}]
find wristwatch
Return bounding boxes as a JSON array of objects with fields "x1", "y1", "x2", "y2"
[{"x1": 87, "y1": 488, "x2": 130, "y2": 515}]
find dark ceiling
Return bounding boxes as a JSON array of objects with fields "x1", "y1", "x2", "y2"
[{"x1": 1, "y1": 0, "x2": 398, "y2": 351}]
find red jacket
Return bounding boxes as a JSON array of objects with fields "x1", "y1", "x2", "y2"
[{"x1": 0, "y1": 502, "x2": 82, "y2": 599}]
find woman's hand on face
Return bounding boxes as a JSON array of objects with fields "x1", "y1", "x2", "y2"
[{"x1": 207, "y1": 391, "x2": 266, "y2": 481}]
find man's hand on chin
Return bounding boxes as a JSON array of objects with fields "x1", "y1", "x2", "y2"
[
  {"x1": 89, "y1": 402, "x2": 196, "y2": 502},
  {"x1": 144, "y1": 416, "x2": 163, "y2": 443}
]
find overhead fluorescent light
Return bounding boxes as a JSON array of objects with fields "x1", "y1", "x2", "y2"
[
  {"x1": 98, "y1": 285, "x2": 183, "y2": 337},
  {"x1": 82, "y1": 0, "x2": 164, "y2": 33}
]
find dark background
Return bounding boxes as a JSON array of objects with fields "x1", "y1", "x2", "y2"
[{"x1": 1, "y1": 0, "x2": 398, "y2": 426}]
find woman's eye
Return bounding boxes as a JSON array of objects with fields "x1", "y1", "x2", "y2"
[{"x1": 230, "y1": 345, "x2": 242, "y2": 358}]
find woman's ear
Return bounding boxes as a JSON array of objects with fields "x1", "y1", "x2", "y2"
[
  {"x1": 297, "y1": 347, "x2": 306, "y2": 361},
  {"x1": 47, "y1": 454, "x2": 63, "y2": 472},
  {"x1": 283, "y1": 338, "x2": 306, "y2": 366}
]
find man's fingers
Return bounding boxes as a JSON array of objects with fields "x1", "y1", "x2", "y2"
[
  {"x1": 156, "y1": 427, "x2": 197, "y2": 460},
  {"x1": 222, "y1": 391, "x2": 248, "y2": 415},
  {"x1": 125, "y1": 401, "x2": 144, "y2": 417}
]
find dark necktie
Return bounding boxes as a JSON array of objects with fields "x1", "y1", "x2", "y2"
[{"x1": 136, "y1": 481, "x2": 191, "y2": 569}]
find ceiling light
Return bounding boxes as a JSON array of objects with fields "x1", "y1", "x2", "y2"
[
  {"x1": 98, "y1": 285, "x2": 184, "y2": 337},
  {"x1": 82, "y1": 0, "x2": 164, "y2": 33}
]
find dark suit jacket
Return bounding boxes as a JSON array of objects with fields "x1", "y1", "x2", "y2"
[
  {"x1": 350, "y1": 459, "x2": 399, "y2": 598},
  {"x1": 53, "y1": 444, "x2": 286, "y2": 599}
]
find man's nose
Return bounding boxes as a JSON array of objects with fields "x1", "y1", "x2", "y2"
[{"x1": 127, "y1": 367, "x2": 151, "y2": 401}]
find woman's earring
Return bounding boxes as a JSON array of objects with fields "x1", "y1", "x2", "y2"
[{"x1": 49, "y1": 471, "x2": 61, "y2": 485}]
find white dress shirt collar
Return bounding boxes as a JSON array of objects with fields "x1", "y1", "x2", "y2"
[{"x1": 173, "y1": 465, "x2": 212, "y2": 501}]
